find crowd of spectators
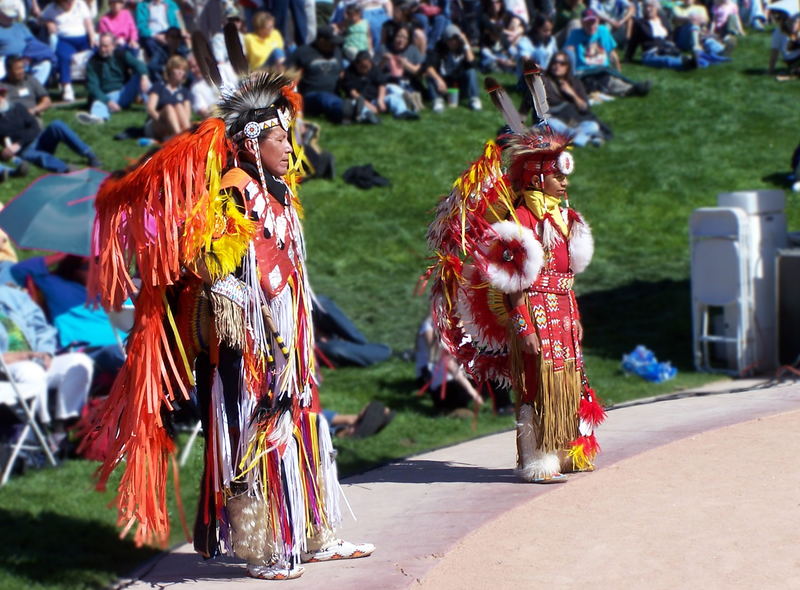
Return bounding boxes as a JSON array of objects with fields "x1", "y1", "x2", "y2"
[{"x1": 0, "y1": 0, "x2": 793, "y2": 148}]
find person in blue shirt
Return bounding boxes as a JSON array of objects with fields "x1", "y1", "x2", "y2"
[
  {"x1": 564, "y1": 8, "x2": 651, "y2": 96},
  {"x1": 10, "y1": 254, "x2": 126, "y2": 373},
  {"x1": 0, "y1": 282, "x2": 94, "y2": 429},
  {"x1": 0, "y1": 8, "x2": 55, "y2": 86}
]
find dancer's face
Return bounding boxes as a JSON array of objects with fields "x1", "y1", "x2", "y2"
[
  {"x1": 536, "y1": 173, "x2": 569, "y2": 199},
  {"x1": 258, "y1": 127, "x2": 292, "y2": 177}
]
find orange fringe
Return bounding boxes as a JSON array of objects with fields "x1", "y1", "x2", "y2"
[{"x1": 84, "y1": 118, "x2": 231, "y2": 548}]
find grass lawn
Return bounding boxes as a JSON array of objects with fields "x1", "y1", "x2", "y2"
[{"x1": 1, "y1": 31, "x2": 798, "y2": 590}]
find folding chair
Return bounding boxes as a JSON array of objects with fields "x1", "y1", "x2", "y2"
[
  {"x1": 0, "y1": 355, "x2": 58, "y2": 486},
  {"x1": 690, "y1": 207, "x2": 754, "y2": 375}
]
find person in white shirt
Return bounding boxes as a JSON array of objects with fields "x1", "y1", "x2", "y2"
[{"x1": 40, "y1": 0, "x2": 96, "y2": 101}]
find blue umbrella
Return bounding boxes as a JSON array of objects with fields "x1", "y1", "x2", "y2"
[{"x1": 0, "y1": 168, "x2": 108, "y2": 257}]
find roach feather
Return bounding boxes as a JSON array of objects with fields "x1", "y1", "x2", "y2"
[
  {"x1": 522, "y1": 59, "x2": 550, "y2": 123},
  {"x1": 225, "y1": 22, "x2": 249, "y2": 75},
  {"x1": 484, "y1": 77, "x2": 525, "y2": 134},
  {"x1": 191, "y1": 31, "x2": 222, "y2": 87}
]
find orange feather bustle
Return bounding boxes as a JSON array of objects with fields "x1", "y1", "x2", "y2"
[{"x1": 83, "y1": 118, "x2": 232, "y2": 548}]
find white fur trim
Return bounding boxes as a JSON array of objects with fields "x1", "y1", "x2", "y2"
[
  {"x1": 516, "y1": 451, "x2": 561, "y2": 481},
  {"x1": 568, "y1": 212, "x2": 594, "y2": 274},
  {"x1": 481, "y1": 221, "x2": 544, "y2": 294},
  {"x1": 515, "y1": 405, "x2": 562, "y2": 481}
]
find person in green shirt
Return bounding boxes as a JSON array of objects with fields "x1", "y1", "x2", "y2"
[{"x1": 76, "y1": 32, "x2": 151, "y2": 124}]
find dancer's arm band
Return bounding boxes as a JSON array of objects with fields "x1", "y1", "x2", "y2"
[{"x1": 511, "y1": 304, "x2": 536, "y2": 336}]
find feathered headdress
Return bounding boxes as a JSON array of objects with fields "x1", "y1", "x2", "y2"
[
  {"x1": 485, "y1": 62, "x2": 575, "y2": 192},
  {"x1": 217, "y1": 70, "x2": 301, "y2": 139}
]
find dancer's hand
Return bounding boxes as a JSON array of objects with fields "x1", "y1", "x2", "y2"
[
  {"x1": 522, "y1": 332, "x2": 540, "y2": 355},
  {"x1": 576, "y1": 319, "x2": 584, "y2": 342}
]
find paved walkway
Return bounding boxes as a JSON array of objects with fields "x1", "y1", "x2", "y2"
[{"x1": 124, "y1": 378, "x2": 800, "y2": 589}]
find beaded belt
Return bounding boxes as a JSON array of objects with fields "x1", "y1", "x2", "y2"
[{"x1": 528, "y1": 271, "x2": 575, "y2": 295}]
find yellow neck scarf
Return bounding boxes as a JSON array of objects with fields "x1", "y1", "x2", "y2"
[{"x1": 523, "y1": 190, "x2": 568, "y2": 237}]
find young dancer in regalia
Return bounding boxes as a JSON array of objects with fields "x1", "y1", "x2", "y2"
[{"x1": 425, "y1": 65, "x2": 606, "y2": 484}]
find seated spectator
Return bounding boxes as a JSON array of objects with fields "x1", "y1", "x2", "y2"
[
  {"x1": 244, "y1": 10, "x2": 285, "y2": 71},
  {"x1": 76, "y1": 32, "x2": 150, "y2": 124},
  {"x1": 187, "y1": 52, "x2": 217, "y2": 118},
  {"x1": 0, "y1": 0, "x2": 27, "y2": 22},
  {"x1": 342, "y1": 3, "x2": 371, "y2": 61},
  {"x1": 565, "y1": 8, "x2": 650, "y2": 96},
  {"x1": 145, "y1": 54, "x2": 191, "y2": 141},
  {"x1": 345, "y1": 49, "x2": 418, "y2": 119},
  {"x1": 0, "y1": 282, "x2": 94, "y2": 435},
  {"x1": 0, "y1": 207, "x2": 17, "y2": 274},
  {"x1": 672, "y1": 0, "x2": 730, "y2": 65},
  {"x1": 0, "y1": 86, "x2": 100, "y2": 172},
  {"x1": 0, "y1": 7, "x2": 55, "y2": 85},
  {"x1": 426, "y1": 23, "x2": 481, "y2": 112},
  {"x1": 410, "y1": 0, "x2": 450, "y2": 48},
  {"x1": 136, "y1": 0, "x2": 187, "y2": 77},
  {"x1": 479, "y1": 0, "x2": 532, "y2": 73},
  {"x1": 590, "y1": 0, "x2": 634, "y2": 48},
  {"x1": 711, "y1": 0, "x2": 745, "y2": 39},
  {"x1": 377, "y1": 23, "x2": 425, "y2": 111},
  {"x1": 554, "y1": 0, "x2": 587, "y2": 43},
  {"x1": 381, "y1": 1, "x2": 427, "y2": 55},
  {"x1": 361, "y1": 0, "x2": 393, "y2": 51},
  {"x1": 98, "y1": 0, "x2": 139, "y2": 51},
  {"x1": 341, "y1": 50, "x2": 387, "y2": 122},
  {"x1": 414, "y1": 314, "x2": 483, "y2": 413},
  {"x1": 457, "y1": 0, "x2": 482, "y2": 46},
  {"x1": 539, "y1": 50, "x2": 607, "y2": 146},
  {"x1": 529, "y1": 14, "x2": 558, "y2": 68},
  {"x1": 145, "y1": 25, "x2": 188, "y2": 81},
  {"x1": 40, "y1": 0, "x2": 97, "y2": 102},
  {"x1": 10, "y1": 254, "x2": 127, "y2": 374},
  {"x1": 290, "y1": 25, "x2": 350, "y2": 123},
  {"x1": 266, "y1": 0, "x2": 310, "y2": 48},
  {"x1": 0, "y1": 55, "x2": 51, "y2": 119},
  {"x1": 322, "y1": 401, "x2": 394, "y2": 438},
  {"x1": 768, "y1": 10, "x2": 800, "y2": 75},
  {"x1": 625, "y1": 0, "x2": 695, "y2": 70}
]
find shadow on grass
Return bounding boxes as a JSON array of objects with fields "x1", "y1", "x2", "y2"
[
  {"x1": 579, "y1": 278, "x2": 694, "y2": 369},
  {"x1": 762, "y1": 171, "x2": 793, "y2": 188},
  {"x1": 346, "y1": 459, "x2": 515, "y2": 485},
  {"x1": 0, "y1": 507, "x2": 158, "y2": 587}
]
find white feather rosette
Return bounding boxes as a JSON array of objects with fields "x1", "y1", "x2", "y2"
[
  {"x1": 476, "y1": 221, "x2": 544, "y2": 294},
  {"x1": 568, "y1": 213, "x2": 594, "y2": 274}
]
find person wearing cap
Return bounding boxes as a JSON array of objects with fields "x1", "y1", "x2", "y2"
[
  {"x1": 0, "y1": 84, "x2": 100, "y2": 172},
  {"x1": 244, "y1": 10, "x2": 286, "y2": 71},
  {"x1": 565, "y1": 7, "x2": 651, "y2": 96},
  {"x1": 289, "y1": 24, "x2": 351, "y2": 123},
  {"x1": 426, "y1": 23, "x2": 482, "y2": 111}
]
